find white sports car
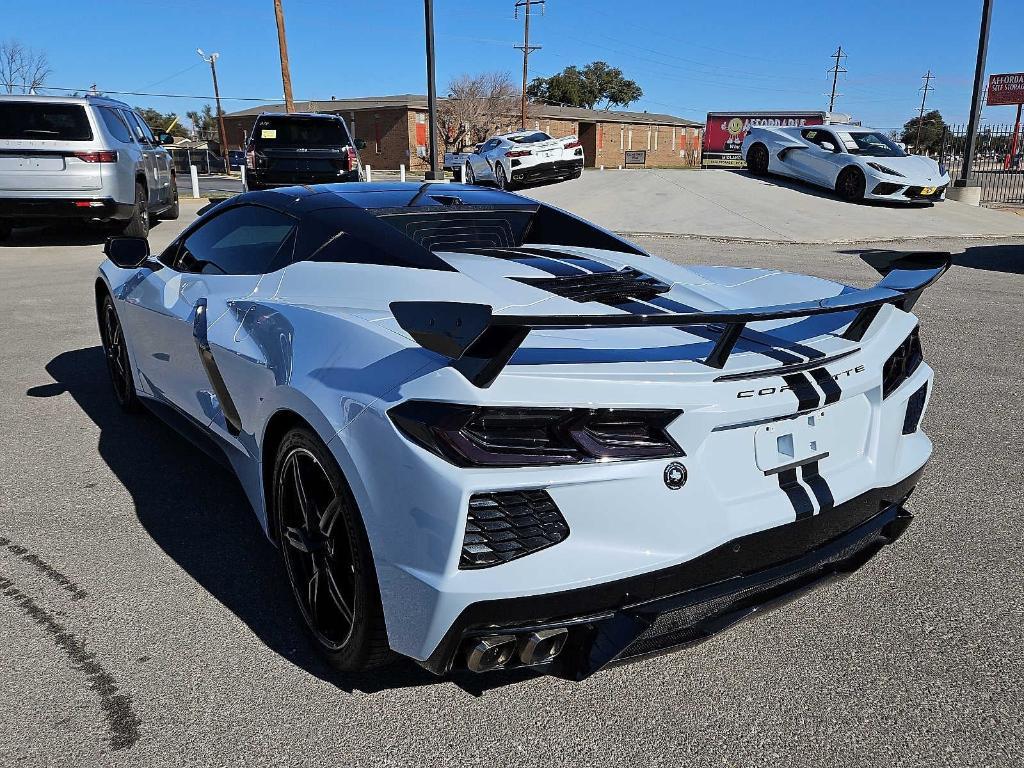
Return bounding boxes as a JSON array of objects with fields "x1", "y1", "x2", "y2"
[
  {"x1": 444, "y1": 130, "x2": 584, "y2": 189},
  {"x1": 742, "y1": 125, "x2": 951, "y2": 203},
  {"x1": 96, "y1": 182, "x2": 947, "y2": 679}
]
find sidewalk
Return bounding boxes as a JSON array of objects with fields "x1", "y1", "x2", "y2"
[{"x1": 525, "y1": 168, "x2": 1024, "y2": 244}]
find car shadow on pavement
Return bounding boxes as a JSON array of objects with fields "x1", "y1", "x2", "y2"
[
  {"x1": 736, "y1": 170, "x2": 934, "y2": 208},
  {"x1": 841, "y1": 243, "x2": 1024, "y2": 276},
  {"x1": 28, "y1": 346, "x2": 540, "y2": 697}
]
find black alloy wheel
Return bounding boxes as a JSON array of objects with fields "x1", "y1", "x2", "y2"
[
  {"x1": 121, "y1": 182, "x2": 150, "y2": 237},
  {"x1": 99, "y1": 295, "x2": 139, "y2": 411},
  {"x1": 495, "y1": 163, "x2": 509, "y2": 190},
  {"x1": 273, "y1": 428, "x2": 392, "y2": 670},
  {"x1": 464, "y1": 162, "x2": 476, "y2": 185},
  {"x1": 837, "y1": 166, "x2": 866, "y2": 202},
  {"x1": 747, "y1": 143, "x2": 770, "y2": 176}
]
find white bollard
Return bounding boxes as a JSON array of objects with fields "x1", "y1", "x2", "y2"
[
  {"x1": 618, "y1": 165, "x2": 622, "y2": 170},
  {"x1": 240, "y1": 164, "x2": 246, "y2": 190},
  {"x1": 400, "y1": 164, "x2": 406, "y2": 182},
  {"x1": 600, "y1": 165, "x2": 605, "y2": 170},
  {"x1": 365, "y1": 165, "x2": 372, "y2": 182},
  {"x1": 190, "y1": 165, "x2": 200, "y2": 199}
]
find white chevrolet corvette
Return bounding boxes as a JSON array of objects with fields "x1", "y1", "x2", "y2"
[
  {"x1": 742, "y1": 125, "x2": 950, "y2": 203},
  {"x1": 96, "y1": 182, "x2": 947, "y2": 679}
]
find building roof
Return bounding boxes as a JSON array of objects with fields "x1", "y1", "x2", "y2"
[{"x1": 224, "y1": 94, "x2": 700, "y2": 127}]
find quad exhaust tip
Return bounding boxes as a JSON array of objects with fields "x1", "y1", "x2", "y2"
[{"x1": 465, "y1": 628, "x2": 569, "y2": 673}]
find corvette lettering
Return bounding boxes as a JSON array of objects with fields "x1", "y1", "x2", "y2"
[{"x1": 737, "y1": 365, "x2": 866, "y2": 398}]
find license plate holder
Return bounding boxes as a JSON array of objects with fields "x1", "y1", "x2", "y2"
[
  {"x1": 754, "y1": 409, "x2": 829, "y2": 473},
  {"x1": 920, "y1": 186, "x2": 936, "y2": 196}
]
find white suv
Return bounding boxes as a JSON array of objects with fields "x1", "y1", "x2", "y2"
[{"x1": 0, "y1": 95, "x2": 179, "y2": 239}]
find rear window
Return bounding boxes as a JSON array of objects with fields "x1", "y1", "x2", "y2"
[
  {"x1": 508, "y1": 132, "x2": 552, "y2": 144},
  {"x1": 251, "y1": 117, "x2": 351, "y2": 148},
  {"x1": 0, "y1": 102, "x2": 93, "y2": 141}
]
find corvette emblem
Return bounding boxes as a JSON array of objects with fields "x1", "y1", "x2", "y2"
[{"x1": 663, "y1": 462, "x2": 688, "y2": 490}]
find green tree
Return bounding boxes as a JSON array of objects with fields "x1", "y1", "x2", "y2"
[
  {"x1": 527, "y1": 61, "x2": 643, "y2": 110},
  {"x1": 135, "y1": 107, "x2": 188, "y2": 137},
  {"x1": 901, "y1": 109, "x2": 948, "y2": 154},
  {"x1": 186, "y1": 105, "x2": 218, "y2": 141}
]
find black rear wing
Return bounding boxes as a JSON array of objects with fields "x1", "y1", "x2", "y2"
[{"x1": 390, "y1": 253, "x2": 950, "y2": 388}]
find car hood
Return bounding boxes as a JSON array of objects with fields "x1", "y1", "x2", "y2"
[{"x1": 857, "y1": 153, "x2": 946, "y2": 181}]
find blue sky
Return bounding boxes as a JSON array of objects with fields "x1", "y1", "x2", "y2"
[{"x1": 6, "y1": 0, "x2": 1024, "y2": 130}]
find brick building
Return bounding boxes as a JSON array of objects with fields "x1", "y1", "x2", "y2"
[{"x1": 223, "y1": 95, "x2": 702, "y2": 172}]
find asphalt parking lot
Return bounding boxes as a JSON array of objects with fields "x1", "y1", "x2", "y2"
[{"x1": 1, "y1": 207, "x2": 1022, "y2": 766}]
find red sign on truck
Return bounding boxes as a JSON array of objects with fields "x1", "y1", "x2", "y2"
[
  {"x1": 987, "y1": 73, "x2": 1024, "y2": 107},
  {"x1": 702, "y1": 111, "x2": 827, "y2": 168}
]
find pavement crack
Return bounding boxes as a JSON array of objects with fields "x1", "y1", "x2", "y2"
[
  {"x1": 0, "y1": 573, "x2": 140, "y2": 751},
  {"x1": 0, "y1": 536, "x2": 88, "y2": 601}
]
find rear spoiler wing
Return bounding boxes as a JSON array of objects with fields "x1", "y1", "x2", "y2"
[{"x1": 390, "y1": 253, "x2": 950, "y2": 388}]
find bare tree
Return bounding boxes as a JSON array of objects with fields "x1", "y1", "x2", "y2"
[
  {"x1": 0, "y1": 40, "x2": 51, "y2": 94},
  {"x1": 436, "y1": 72, "x2": 519, "y2": 154}
]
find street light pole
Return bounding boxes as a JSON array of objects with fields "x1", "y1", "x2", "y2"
[
  {"x1": 197, "y1": 49, "x2": 231, "y2": 174},
  {"x1": 957, "y1": 0, "x2": 994, "y2": 188},
  {"x1": 423, "y1": 0, "x2": 439, "y2": 180}
]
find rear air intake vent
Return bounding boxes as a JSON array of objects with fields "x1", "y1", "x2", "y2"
[
  {"x1": 460, "y1": 490, "x2": 569, "y2": 569},
  {"x1": 514, "y1": 267, "x2": 670, "y2": 304}
]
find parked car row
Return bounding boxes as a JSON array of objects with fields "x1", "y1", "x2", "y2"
[{"x1": 0, "y1": 94, "x2": 180, "y2": 239}]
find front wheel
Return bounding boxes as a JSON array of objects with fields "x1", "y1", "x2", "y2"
[
  {"x1": 98, "y1": 294, "x2": 140, "y2": 412},
  {"x1": 836, "y1": 166, "x2": 866, "y2": 202},
  {"x1": 747, "y1": 143, "x2": 770, "y2": 176},
  {"x1": 273, "y1": 427, "x2": 393, "y2": 672}
]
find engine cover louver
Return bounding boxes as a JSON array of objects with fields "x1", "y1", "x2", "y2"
[{"x1": 514, "y1": 267, "x2": 671, "y2": 305}]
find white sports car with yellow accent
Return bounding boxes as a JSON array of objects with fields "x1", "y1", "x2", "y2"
[{"x1": 743, "y1": 125, "x2": 950, "y2": 203}]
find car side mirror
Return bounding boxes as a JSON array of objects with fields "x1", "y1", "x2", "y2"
[
  {"x1": 354, "y1": 138, "x2": 367, "y2": 150},
  {"x1": 105, "y1": 236, "x2": 154, "y2": 269},
  {"x1": 820, "y1": 141, "x2": 837, "y2": 152},
  {"x1": 158, "y1": 132, "x2": 175, "y2": 145}
]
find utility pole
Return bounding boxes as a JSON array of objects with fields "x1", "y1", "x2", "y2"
[
  {"x1": 423, "y1": 0, "x2": 439, "y2": 179},
  {"x1": 273, "y1": 0, "x2": 295, "y2": 113},
  {"x1": 515, "y1": 0, "x2": 545, "y2": 130},
  {"x1": 957, "y1": 0, "x2": 994, "y2": 190},
  {"x1": 197, "y1": 49, "x2": 230, "y2": 173},
  {"x1": 827, "y1": 46, "x2": 847, "y2": 113},
  {"x1": 914, "y1": 70, "x2": 934, "y2": 153}
]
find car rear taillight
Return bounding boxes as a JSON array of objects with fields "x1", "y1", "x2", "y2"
[
  {"x1": 505, "y1": 149, "x2": 532, "y2": 158},
  {"x1": 882, "y1": 326, "x2": 923, "y2": 399},
  {"x1": 245, "y1": 150, "x2": 257, "y2": 170},
  {"x1": 341, "y1": 145, "x2": 354, "y2": 171},
  {"x1": 563, "y1": 140, "x2": 581, "y2": 149},
  {"x1": 74, "y1": 151, "x2": 118, "y2": 163},
  {"x1": 389, "y1": 402, "x2": 683, "y2": 467}
]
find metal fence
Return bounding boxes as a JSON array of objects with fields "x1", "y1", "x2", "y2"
[
  {"x1": 168, "y1": 148, "x2": 226, "y2": 176},
  {"x1": 938, "y1": 123, "x2": 1024, "y2": 206}
]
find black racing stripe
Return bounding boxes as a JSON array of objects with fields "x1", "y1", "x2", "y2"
[
  {"x1": 808, "y1": 367, "x2": 842, "y2": 405},
  {"x1": 611, "y1": 300, "x2": 669, "y2": 315},
  {"x1": 777, "y1": 468, "x2": 815, "y2": 520},
  {"x1": 739, "y1": 326, "x2": 826, "y2": 361},
  {"x1": 801, "y1": 460, "x2": 835, "y2": 513},
  {"x1": 782, "y1": 372, "x2": 821, "y2": 411},
  {"x1": 515, "y1": 247, "x2": 619, "y2": 273},
  {"x1": 645, "y1": 295, "x2": 699, "y2": 313},
  {"x1": 463, "y1": 247, "x2": 588, "y2": 276}
]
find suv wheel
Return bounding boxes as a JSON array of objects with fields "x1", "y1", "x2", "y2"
[{"x1": 120, "y1": 182, "x2": 150, "y2": 238}]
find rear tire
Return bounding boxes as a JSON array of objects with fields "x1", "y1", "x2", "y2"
[
  {"x1": 464, "y1": 162, "x2": 476, "y2": 185},
  {"x1": 495, "y1": 163, "x2": 510, "y2": 190},
  {"x1": 747, "y1": 143, "x2": 770, "y2": 176},
  {"x1": 836, "y1": 166, "x2": 866, "y2": 202},
  {"x1": 120, "y1": 182, "x2": 150, "y2": 237},
  {"x1": 571, "y1": 168, "x2": 582, "y2": 179},
  {"x1": 273, "y1": 426, "x2": 393, "y2": 672}
]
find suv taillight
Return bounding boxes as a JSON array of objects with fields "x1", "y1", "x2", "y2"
[
  {"x1": 245, "y1": 150, "x2": 256, "y2": 170},
  {"x1": 563, "y1": 140, "x2": 581, "y2": 149},
  {"x1": 505, "y1": 149, "x2": 532, "y2": 158},
  {"x1": 74, "y1": 151, "x2": 117, "y2": 163},
  {"x1": 340, "y1": 146, "x2": 353, "y2": 172}
]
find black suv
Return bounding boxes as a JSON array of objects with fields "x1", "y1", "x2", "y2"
[{"x1": 244, "y1": 112, "x2": 364, "y2": 190}]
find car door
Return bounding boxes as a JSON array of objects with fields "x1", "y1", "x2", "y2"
[
  {"x1": 123, "y1": 204, "x2": 297, "y2": 429},
  {"x1": 790, "y1": 128, "x2": 842, "y2": 186},
  {"x1": 120, "y1": 110, "x2": 163, "y2": 206},
  {"x1": 473, "y1": 138, "x2": 503, "y2": 182}
]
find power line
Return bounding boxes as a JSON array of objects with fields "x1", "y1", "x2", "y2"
[
  {"x1": 514, "y1": 0, "x2": 544, "y2": 129},
  {"x1": 914, "y1": 70, "x2": 934, "y2": 152},
  {"x1": 828, "y1": 46, "x2": 847, "y2": 112}
]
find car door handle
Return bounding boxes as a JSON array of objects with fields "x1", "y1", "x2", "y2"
[{"x1": 193, "y1": 298, "x2": 243, "y2": 436}]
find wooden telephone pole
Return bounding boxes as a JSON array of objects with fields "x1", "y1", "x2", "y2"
[
  {"x1": 274, "y1": 0, "x2": 295, "y2": 113},
  {"x1": 515, "y1": 0, "x2": 545, "y2": 129}
]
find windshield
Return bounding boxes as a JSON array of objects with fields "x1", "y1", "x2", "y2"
[
  {"x1": 251, "y1": 117, "x2": 351, "y2": 148},
  {"x1": 0, "y1": 102, "x2": 93, "y2": 141},
  {"x1": 840, "y1": 131, "x2": 906, "y2": 158}
]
